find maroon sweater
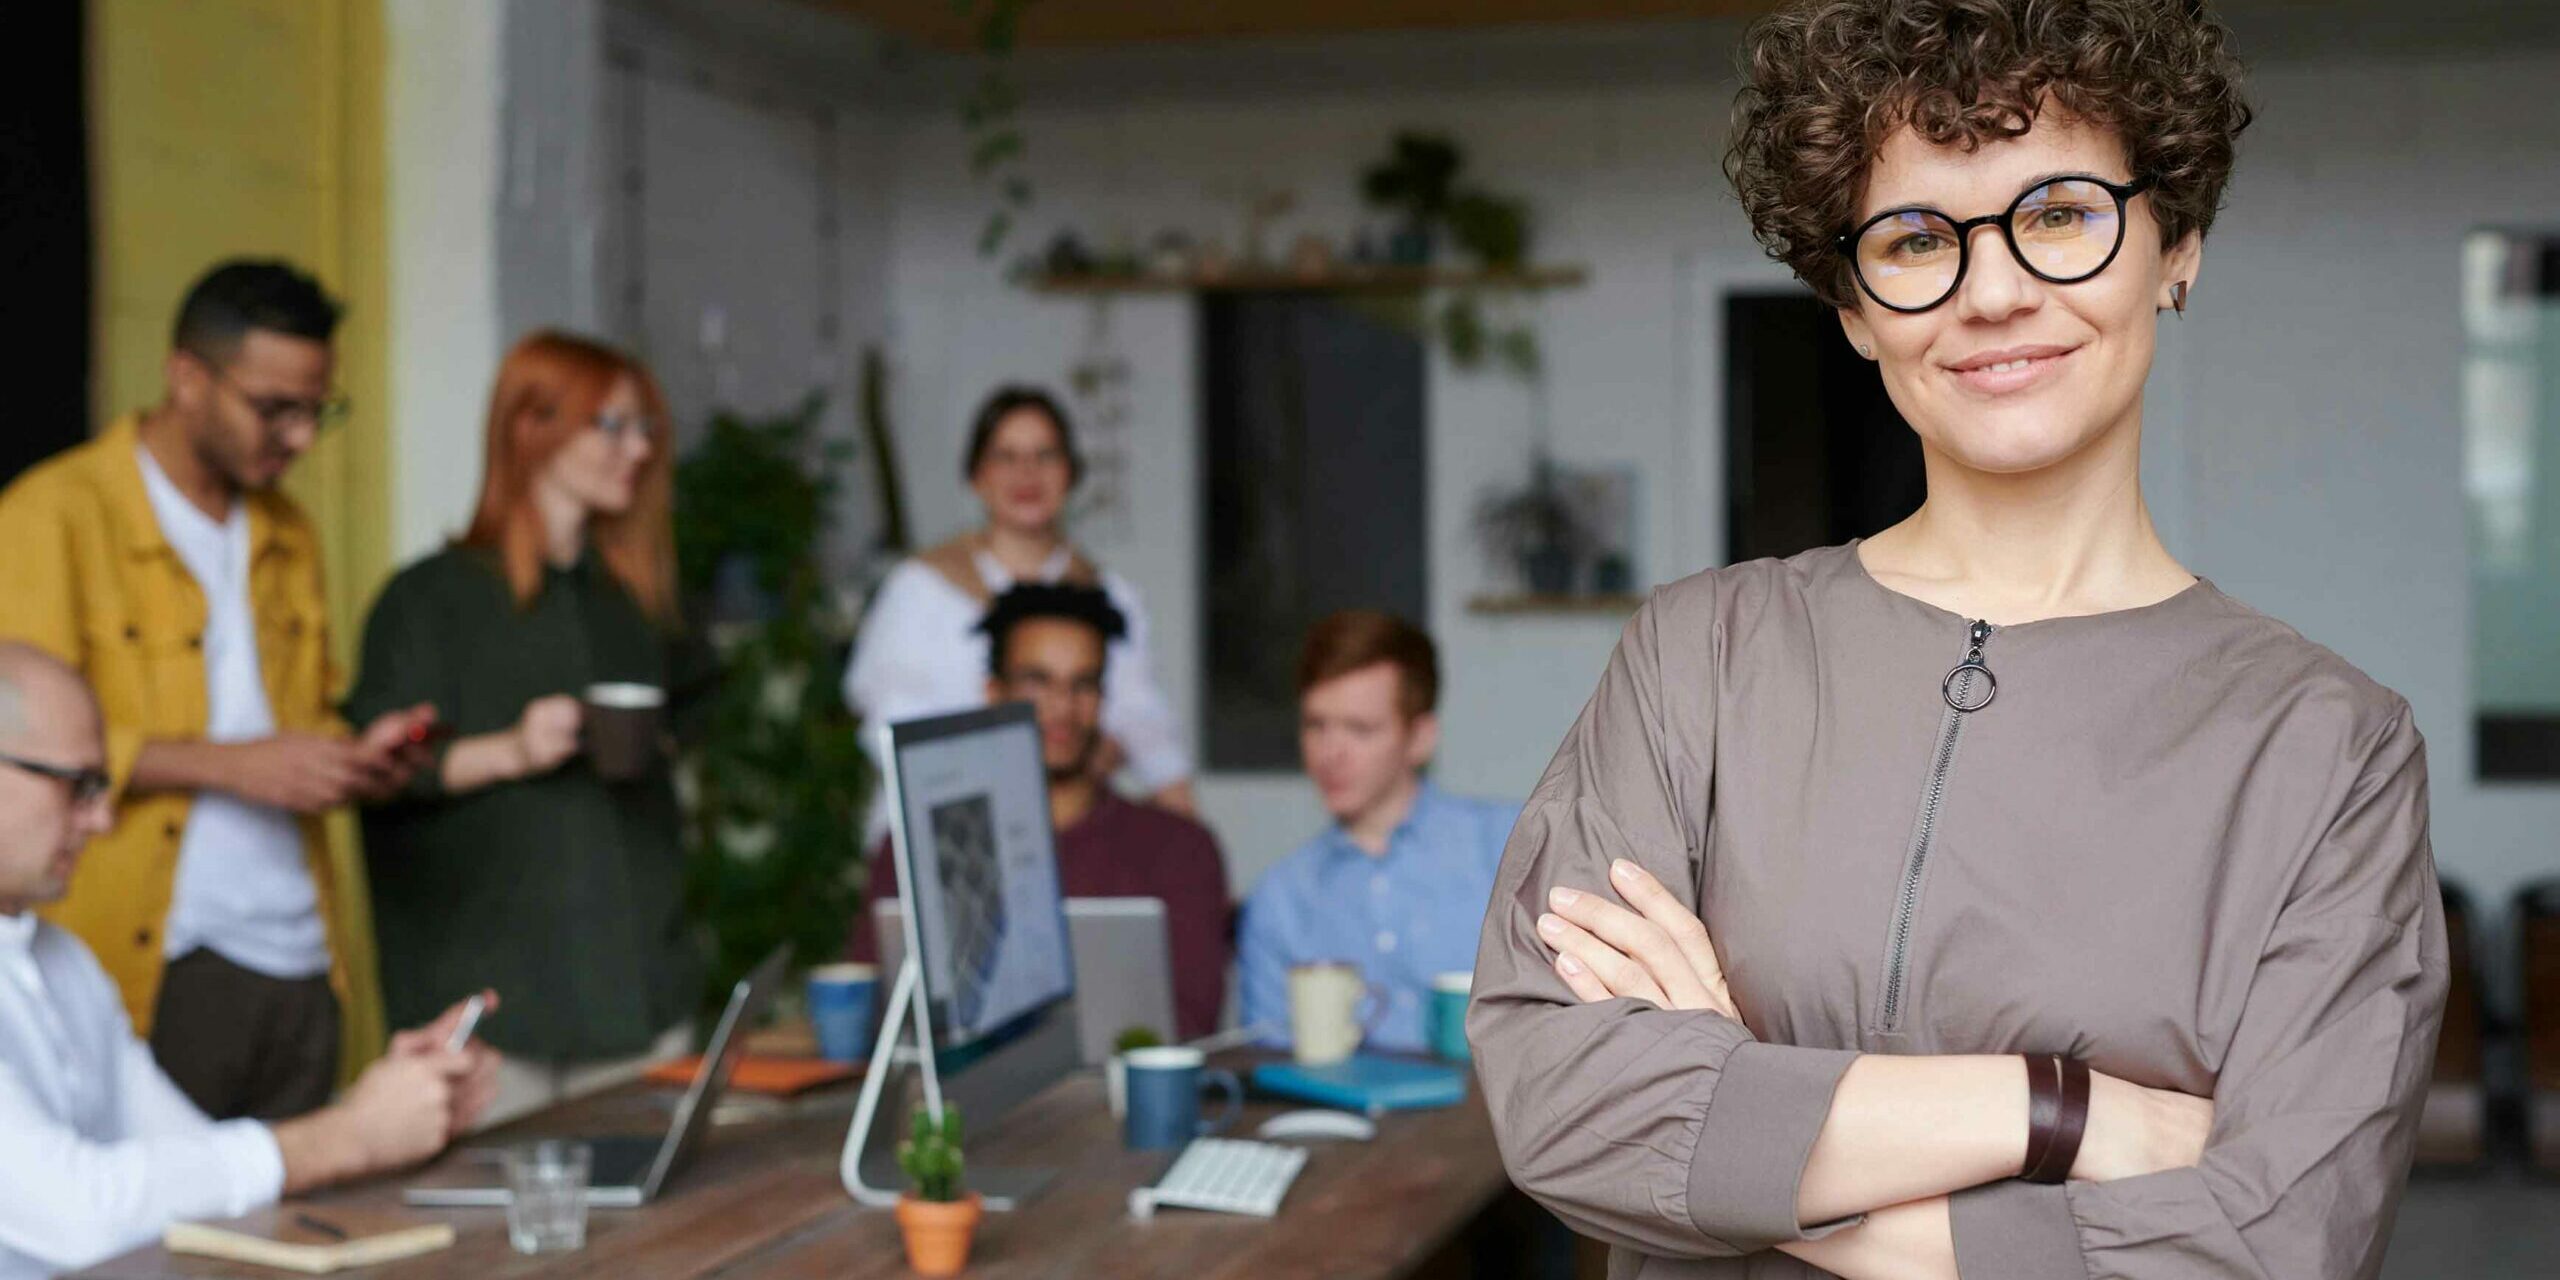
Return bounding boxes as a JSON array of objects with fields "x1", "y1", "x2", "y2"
[{"x1": 852, "y1": 791, "x2": 1233, "y2": 1040}]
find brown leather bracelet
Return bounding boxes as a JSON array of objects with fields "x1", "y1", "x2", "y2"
[
  {"x1": 2029, "y1": 1055, "x2": 2093, "y2": 1184},
  {"x1": 2021, "y1": 1054, "x2": 2059, "y2": 1180}
]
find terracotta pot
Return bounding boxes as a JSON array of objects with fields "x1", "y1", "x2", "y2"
[{"x1": 895, "y1": 1192, "x2": 984, "y2": 1276}]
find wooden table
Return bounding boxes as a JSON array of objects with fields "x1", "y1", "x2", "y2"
[{"x1": 82, "y1": 1059, "x2": 1515, "y2": 1279}]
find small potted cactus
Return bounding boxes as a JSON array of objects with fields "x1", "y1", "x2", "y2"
[{"x1": 894, "y1": 1103, "x2": 980, "y2": 1276}]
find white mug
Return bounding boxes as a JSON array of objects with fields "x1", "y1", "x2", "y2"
[{"x1": 1287, "y1": 962, "x2": 1382, "y2": 1066}]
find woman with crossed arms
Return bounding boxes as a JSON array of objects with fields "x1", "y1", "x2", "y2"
[{"x1": 1468, "y1": 2, "x2": 2446, "y2": 1278}]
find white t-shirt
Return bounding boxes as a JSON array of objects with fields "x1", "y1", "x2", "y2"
[
  {"x1": 135, "y1": 448, "x2": 330, "y2": 981},
  {"x1": 842, "y1": 545, "x2": 1191, "y2": 840}
]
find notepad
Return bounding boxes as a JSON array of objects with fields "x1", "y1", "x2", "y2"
[
  {"x1": 164, "y1": 1207, "x2": 454, "y2": 1274},
  {"x1": 640, "y1": 1053, "x2": 859, "y2": 1095},
  {"x1": 1249, "y1": 1055, "x2": 1468, "y2": 1116}
]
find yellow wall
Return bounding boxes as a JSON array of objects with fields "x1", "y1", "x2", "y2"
[{"x1": 91, "y1": 0, "x2": 393, "y2": 1073}]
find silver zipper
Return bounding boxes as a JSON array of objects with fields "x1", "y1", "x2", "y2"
[{"x1": 1878, "y1": 619, "x2": 1996, "y2": 1032}]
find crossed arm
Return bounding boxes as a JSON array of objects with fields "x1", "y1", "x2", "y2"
[
  {"x1": 1476, "y1": 598, "x2": 2442, "y2": 1280},
  {"x1": 1533, "y1": 858, "x2": 2213, "y2": 1280}
]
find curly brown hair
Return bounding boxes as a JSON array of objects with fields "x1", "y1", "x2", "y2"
[{"x1": 1725, "y1": 0, "x2": 2253, "y2": 309}]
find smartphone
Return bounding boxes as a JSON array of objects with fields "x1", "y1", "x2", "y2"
[{"x1": 444, "y1": 993, "x2": 487, "y2": 1053}]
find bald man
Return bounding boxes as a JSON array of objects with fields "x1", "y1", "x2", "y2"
[{"x1": 0, "y1": 644, "x2": 495, "y2": 1279}]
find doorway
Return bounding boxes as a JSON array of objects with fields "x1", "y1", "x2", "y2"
[{"x1": 1723, "y1": 291, "x2": 1923, "y2": 563}]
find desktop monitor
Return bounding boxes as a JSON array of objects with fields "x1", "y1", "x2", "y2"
[
  {"x1": 854, "y1": 703, "x2": 1083, "y2": 1208},
  {"x1": 882, "y1": 702, "x2": 1076, "y2": 1049}
]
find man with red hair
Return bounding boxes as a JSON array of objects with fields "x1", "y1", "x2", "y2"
[{"x1": 1238, "y1": 611, "x2": 1519, "y2": 1053}]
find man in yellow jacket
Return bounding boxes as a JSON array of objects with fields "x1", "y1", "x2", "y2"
[{"x1": 0, "y1": 260, "x2": 436, "y2": 1121}]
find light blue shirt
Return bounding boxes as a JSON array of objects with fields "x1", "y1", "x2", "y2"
[{"x1": 1238, "y1": 783, "x2": 1521, "y2": 1054}]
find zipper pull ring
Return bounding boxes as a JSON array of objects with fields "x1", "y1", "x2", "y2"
[{"x1": 1942, "y1": 619, "x2": 1998, "y2": 712}]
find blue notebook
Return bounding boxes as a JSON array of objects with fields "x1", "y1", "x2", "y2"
[{"x1": 1250, "y1": 1055, "x2": 1468, "y2": 1117}]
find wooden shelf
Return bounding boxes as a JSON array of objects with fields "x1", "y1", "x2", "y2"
[
  {"x1": 1466, "y1": 593, "x2": 1647, "y2": 617},
  {"x1": 1022, "y1": 264, "x2": 1588, "y2": 295}
]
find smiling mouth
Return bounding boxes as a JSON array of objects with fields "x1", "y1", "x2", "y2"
[{"x1": 1944, "y1": 345, "x2": 2079, "y2": 394}]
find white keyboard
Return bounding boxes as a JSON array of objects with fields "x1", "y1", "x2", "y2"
[{"x1": 1127, "y1": 1137, "x2": 1309, "y2": 1220}]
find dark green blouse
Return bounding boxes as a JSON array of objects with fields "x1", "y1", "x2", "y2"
[{"x1": 347, "y1": 547, "x2": 705, "y2": 1063}]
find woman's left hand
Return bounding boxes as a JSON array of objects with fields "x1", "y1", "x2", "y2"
[{"x1": 1536, "y1": 858, "x2": 1741, "y2": 1022}]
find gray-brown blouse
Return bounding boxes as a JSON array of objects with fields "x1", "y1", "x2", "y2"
[{"x1": 1468, "y1": 542, "x2": 2446, "y2": 1280}]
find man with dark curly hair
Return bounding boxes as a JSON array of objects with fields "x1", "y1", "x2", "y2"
[
  {"x1": 1471, "y1": 2, "x2": 2444, "y2": 1279},
  {"x1": 852, "y1": 584, "x2": 1232, "y2": 1041}
]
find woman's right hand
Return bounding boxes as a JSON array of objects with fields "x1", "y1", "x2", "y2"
[
  {"x1": 511, "y1": 695, "x2": 584, "y2": 778},
  {"x1": 2074, "y1": 1070, "x2": 2215, "y2": 1182}
]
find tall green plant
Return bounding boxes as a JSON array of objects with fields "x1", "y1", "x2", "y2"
[
  {"x1": 672, "y1": 395, "x2": 872, "y2": 1015},
  {"x1": 898, "y1": 1103, "x2": 968, "y2": 1202}
]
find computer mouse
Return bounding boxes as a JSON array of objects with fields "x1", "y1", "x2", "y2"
[{"x1": 1256, "y1": 1109, "x2": 1377, "y2": 1143}]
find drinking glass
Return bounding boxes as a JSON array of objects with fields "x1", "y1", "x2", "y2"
[{"x1": 503, "y1": 1140, "x2": 592, "y2": 1255}]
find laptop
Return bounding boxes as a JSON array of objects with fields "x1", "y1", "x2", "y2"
[
  {"x1": 875, "y1": 896, "x2": 1177, "y2": 1064},
  {"x1": 405, "y1": 947, "x2": 790, "y2": 1209}
]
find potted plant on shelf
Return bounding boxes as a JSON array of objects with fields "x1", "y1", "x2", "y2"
[
  {"x1": 895, "y1": 1103, "x2": 981, "y2": 1276},
  {"x1": 1474, "y1": 455, "x2": 1592, "y2": 596},
  {"x1": 1361, "y1": 133, "x2": 1461, "y2": 265},
  {"x1": 1357, "y1": 131, "x2": 1545, "y2": 383}
]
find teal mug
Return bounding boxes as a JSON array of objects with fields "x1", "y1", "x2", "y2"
[{"x1": 1429, "y1": 971, "x2": 1473, "y2": 1062}]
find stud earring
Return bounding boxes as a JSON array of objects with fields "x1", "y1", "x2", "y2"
[
  {"x1": 2170, "y1": 281, "x2": 2188, "y2": 316},
  {"x1": 1856, "y1": 343, "x2": 1873, "y2": 359}
]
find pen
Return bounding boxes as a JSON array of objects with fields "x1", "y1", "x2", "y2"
[{"x1": 293, "y1": 1212, "x2": 349, "y2": 1242}]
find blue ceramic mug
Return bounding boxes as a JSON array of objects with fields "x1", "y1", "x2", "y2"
[
  {"x1": 1121, "y1": 1046, "x2": 1243, "y2": 1151},
  {"x1": 806, "y1": 963, "x2": 878, "y2": 1063}
]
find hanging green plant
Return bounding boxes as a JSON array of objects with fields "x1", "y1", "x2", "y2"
[
  {"x1": 1439, "y1": 295, "x2": 1488, "y2": 367},
  {"x1": 955, "y1": 0, "x2": 1034, "y2": 258}
]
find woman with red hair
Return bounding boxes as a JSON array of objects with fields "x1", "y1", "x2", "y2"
[{"x1": 347, "y1": 331, "x2": 704, "y2": 1124}]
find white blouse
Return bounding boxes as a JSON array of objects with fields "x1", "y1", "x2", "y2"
[{"x1": 843, "y1": 546, "x2": 1191, "y2": 827}]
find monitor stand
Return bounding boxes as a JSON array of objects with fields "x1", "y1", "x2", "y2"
[{"x1": 839, "y1": 957, "x2": 1075, "y2": 1211}]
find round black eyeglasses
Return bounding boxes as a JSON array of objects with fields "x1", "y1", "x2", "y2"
[{"x1": 1837, "y1": 175, "x2": 2154, "y2": 314}]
